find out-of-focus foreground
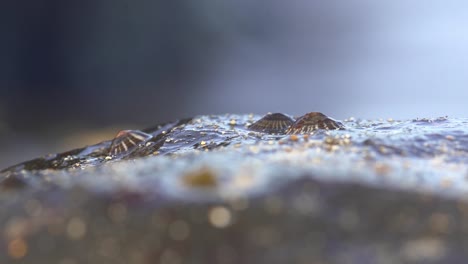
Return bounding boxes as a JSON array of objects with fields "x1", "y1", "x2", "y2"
[{"x1": 2, "y1": 114, "x2": 468, "y2": 263}]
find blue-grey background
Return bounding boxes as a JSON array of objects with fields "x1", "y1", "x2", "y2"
[{"x1": 1, "y1": 0, "x2": 467, "y2": 167}]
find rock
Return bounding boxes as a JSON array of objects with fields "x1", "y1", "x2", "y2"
[{"x1": 1, "y1": 113, "x2": 468, "y2": 264}]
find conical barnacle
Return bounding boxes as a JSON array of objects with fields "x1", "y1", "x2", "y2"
[
  {"x1": 109, "y1": 130, "x2": 153, "y2": 156},
  {"x1": 286, "y1": 112, "x2": 344, "y2": 134},
  {"x1": 248, "y1": 113, "x2": 295, "y2": 134}
]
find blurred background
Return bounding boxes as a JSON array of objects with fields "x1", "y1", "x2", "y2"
[{"x1": 1, "y1": 0, "x2": 468, "y2": 168}]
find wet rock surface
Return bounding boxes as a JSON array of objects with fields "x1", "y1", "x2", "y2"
[{"x1": 2, "y1": 113, "x2": 468, "y2": 263}]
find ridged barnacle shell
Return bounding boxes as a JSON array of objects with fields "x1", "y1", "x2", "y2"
[
  {"x1": 109, "y1": 130, "x2": 153, "y2": 156},
  {"x1": 248, "y1": 113, "x2": 295, "y2": 134},
  {"x1": 286, "y1": 112, "x2": 344, "y2": 134}
]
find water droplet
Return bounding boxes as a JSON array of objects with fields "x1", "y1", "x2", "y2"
[
  {"x1": 208, "y1": 206, "x2": 232, "y2": 228},
  {"x1": 8, "y1": 238, "x2": 28, "y2": 259},
  {"x1": 66, "y1": 217, "x2": 87, "y2": 240}
]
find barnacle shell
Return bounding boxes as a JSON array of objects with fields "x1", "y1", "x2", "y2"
[
  {"x1": 286, "y1": 112, "x2": 344, "y2": 134},
  {"x1": 248, "y1": 113, "x2": 295, "y2": 134},
  {"x1": 109, "y1": 130, "x2": 153, "y2": 156}
]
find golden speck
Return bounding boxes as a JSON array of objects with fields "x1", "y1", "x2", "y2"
[
  {"x1": 208, "y1": 206, "x2": 232, "y2": 228},
  {"x1": 302, "y1": 134, "x2": 309, "y2": 141},
  {"x1": 232, "y1": 174, "x2": 254, "y2": 189},
  {"x1": 183, "y1": 167, "x2": 218, "y2": 188},
  {"x1": 290, "y1": 135, "x2": 298, "y2": 141},
  {"x1": 249, "y1": 146, "x2": 259, "y2": 154},
  {"x1": 200, "y1": 141, "x2": 206, "y2": 146},
  {"x1": 66, "y1": 217, "x2": 87, "y2": 240},
  {"x1": 324, "y1": 136, "x2": 339, "y2": 145},
  {"x1": 105, "y1": 156, "x2": 112, "y2": 160},
  {"x1": 378, "y1": 146, "x2": 388, "y2": 154},
  {"x1": 374, "y1": 163, "x2": 392, "y2": 176},
  {"x1": 168, "y1": 220, "x2": 190, "y2": 241},
  {"x1": 153, "y1": 151, "x2": 160, "y2": 155},
  {"x1": 283, "y1": 146, "x2": 293, "y2": 152},
  {"x1": 229, "y1": 119, "x2": 237, "y2": 126},
  {"x1": 440, "y1": 178, "x2": 453, "y2": 189},
  {"x1": 8, "y1": 238, "x2": 28, "y2": 259},
  {"x1": 402, "y1": 239, "x2": 446, "y2": 261},
  {"x1": 311, "y1": 157, "x2": 322, "y2": 164}
]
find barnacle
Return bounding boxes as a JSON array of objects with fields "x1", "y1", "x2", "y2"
[
  {"x1": 109, "y1": 130, "x2": 152, "y2": 156},
  {"x1": 248, "y1": 113, "x2": 295, "y2": 134},
  {"x1": 286, "y1": 112, "x2": 344, "y2": 134}
]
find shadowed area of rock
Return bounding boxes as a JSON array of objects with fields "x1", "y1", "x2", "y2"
[{"x1": 1, "y1": 113, "x2": 468, "y2": 264}]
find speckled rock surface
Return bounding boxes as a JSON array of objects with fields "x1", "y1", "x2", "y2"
[{"x1": 2, "y1": 114, "x2": 468, "y2": 264}]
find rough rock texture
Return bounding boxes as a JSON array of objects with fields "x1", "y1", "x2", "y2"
[{"x1": 1, "y1": 114, "x2": 468, "y2": 264}]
